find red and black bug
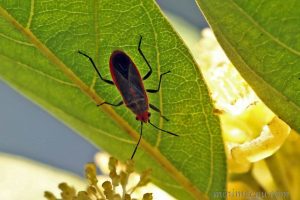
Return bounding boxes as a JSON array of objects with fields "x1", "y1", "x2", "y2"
[{"x1": 78, "y1": 36, "x2": 178, "y2": 159}]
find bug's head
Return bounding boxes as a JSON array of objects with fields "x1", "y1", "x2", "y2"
[{"x1": 136, "y1": 112, "x2": 151, "y2": 123}]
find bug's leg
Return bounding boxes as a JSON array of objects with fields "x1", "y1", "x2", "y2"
[
  {"x1": 97, "y1": 101, "x2": 123, "y2": 107},
  {"x1": 138, "y1": 36, "x2": 153, "y2": 80},
  {"x1": 149, "y1": 104, "x2": 169, "y2": 121},
  {"x1": 78, "y1": 51, "x2": 114, "y2": 85},
  {"x1": 131, "y1": 122, "x2": 143, "y2": 160},
  {"x1": 146, "y1": 71, "x2": 171, "y2": 93}
]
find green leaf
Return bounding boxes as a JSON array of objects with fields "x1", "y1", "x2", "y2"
[
  {"x1": 196, "y1": 0, "x2": 300, "y2": 133},
  {"x1": 0, "y1": 1, "x2": 226, "y2": 199}
]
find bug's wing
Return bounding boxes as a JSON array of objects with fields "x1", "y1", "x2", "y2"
[
  {"x1": 127, "y1": 64, "x2": 148, "y2": 114},
  {"x1": 127, "y1": 63, "x2": 145, "y2": 98},
  {"x1": 114, "y1": 62, "x2": 148, "y2": 114},
  {"x1": 114, "y1": 66, "x2": 134, "y2": 103}
]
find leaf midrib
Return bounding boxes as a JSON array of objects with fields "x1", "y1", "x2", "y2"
[{"x1": 0, "y1": 5, "x2": 207, "y2": 199}]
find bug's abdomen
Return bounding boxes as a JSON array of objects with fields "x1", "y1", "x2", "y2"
[{"x1": 125, "y1": 97, "x2": 148, "y2": 115}]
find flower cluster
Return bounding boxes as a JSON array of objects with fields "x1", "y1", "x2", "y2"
[{"x1": 44, "y1": 157, "x2": 152, "y2": 200}]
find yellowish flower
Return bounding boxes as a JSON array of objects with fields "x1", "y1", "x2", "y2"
[
  {"x1": 195, "y1": 28, "x2": 291, "y2": 172},
  {"x1": 94, "y1": 153, "x2": 175, "y2": 200},
  {"x1": 44, "y1": 152, "x2": 174, "y2": 200}
]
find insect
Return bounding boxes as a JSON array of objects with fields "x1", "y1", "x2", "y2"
[{"x1": 78, "y1": 36, "x2": 178, "y2": 159}]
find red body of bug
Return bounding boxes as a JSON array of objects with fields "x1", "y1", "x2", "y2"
[
  {"x1": 78, "y1": 36, "x2": 178, "y2": 159},
  {"x1": 109, "y1": 50, "x2": 150, "y2": 123}
]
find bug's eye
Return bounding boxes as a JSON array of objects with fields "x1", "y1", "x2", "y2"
[
  {"x1": 148, "y1": 113, "x2": 151, "y2": 117},
  {"x1": 135, "y1": 116, "x2": 139, "y2": 120}
]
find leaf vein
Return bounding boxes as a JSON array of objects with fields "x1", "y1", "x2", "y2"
[
  {"x1": 231, "y1": 0, "x2": 300, "y2": 56},
  {"x1": 25, "y1": 0, "x2": 34, "y2": 29},
  {"x1": 0, "y1": 32, "x2": 34, "y2": 46},
  {"x1": 0, "y1": 54, "x2": 77, "y2": 87}
]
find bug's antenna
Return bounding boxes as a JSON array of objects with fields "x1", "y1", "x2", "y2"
[
  {"x1": 131, "y1": 122, "x2": 143, "y2": 160},
  {"x1": 148, "y1": 121, "x2": 179, "y2": 136}
]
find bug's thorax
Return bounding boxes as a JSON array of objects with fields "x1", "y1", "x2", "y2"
[{"x1": 136, "y1": 111, "x2": 151, "y2": 123}]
